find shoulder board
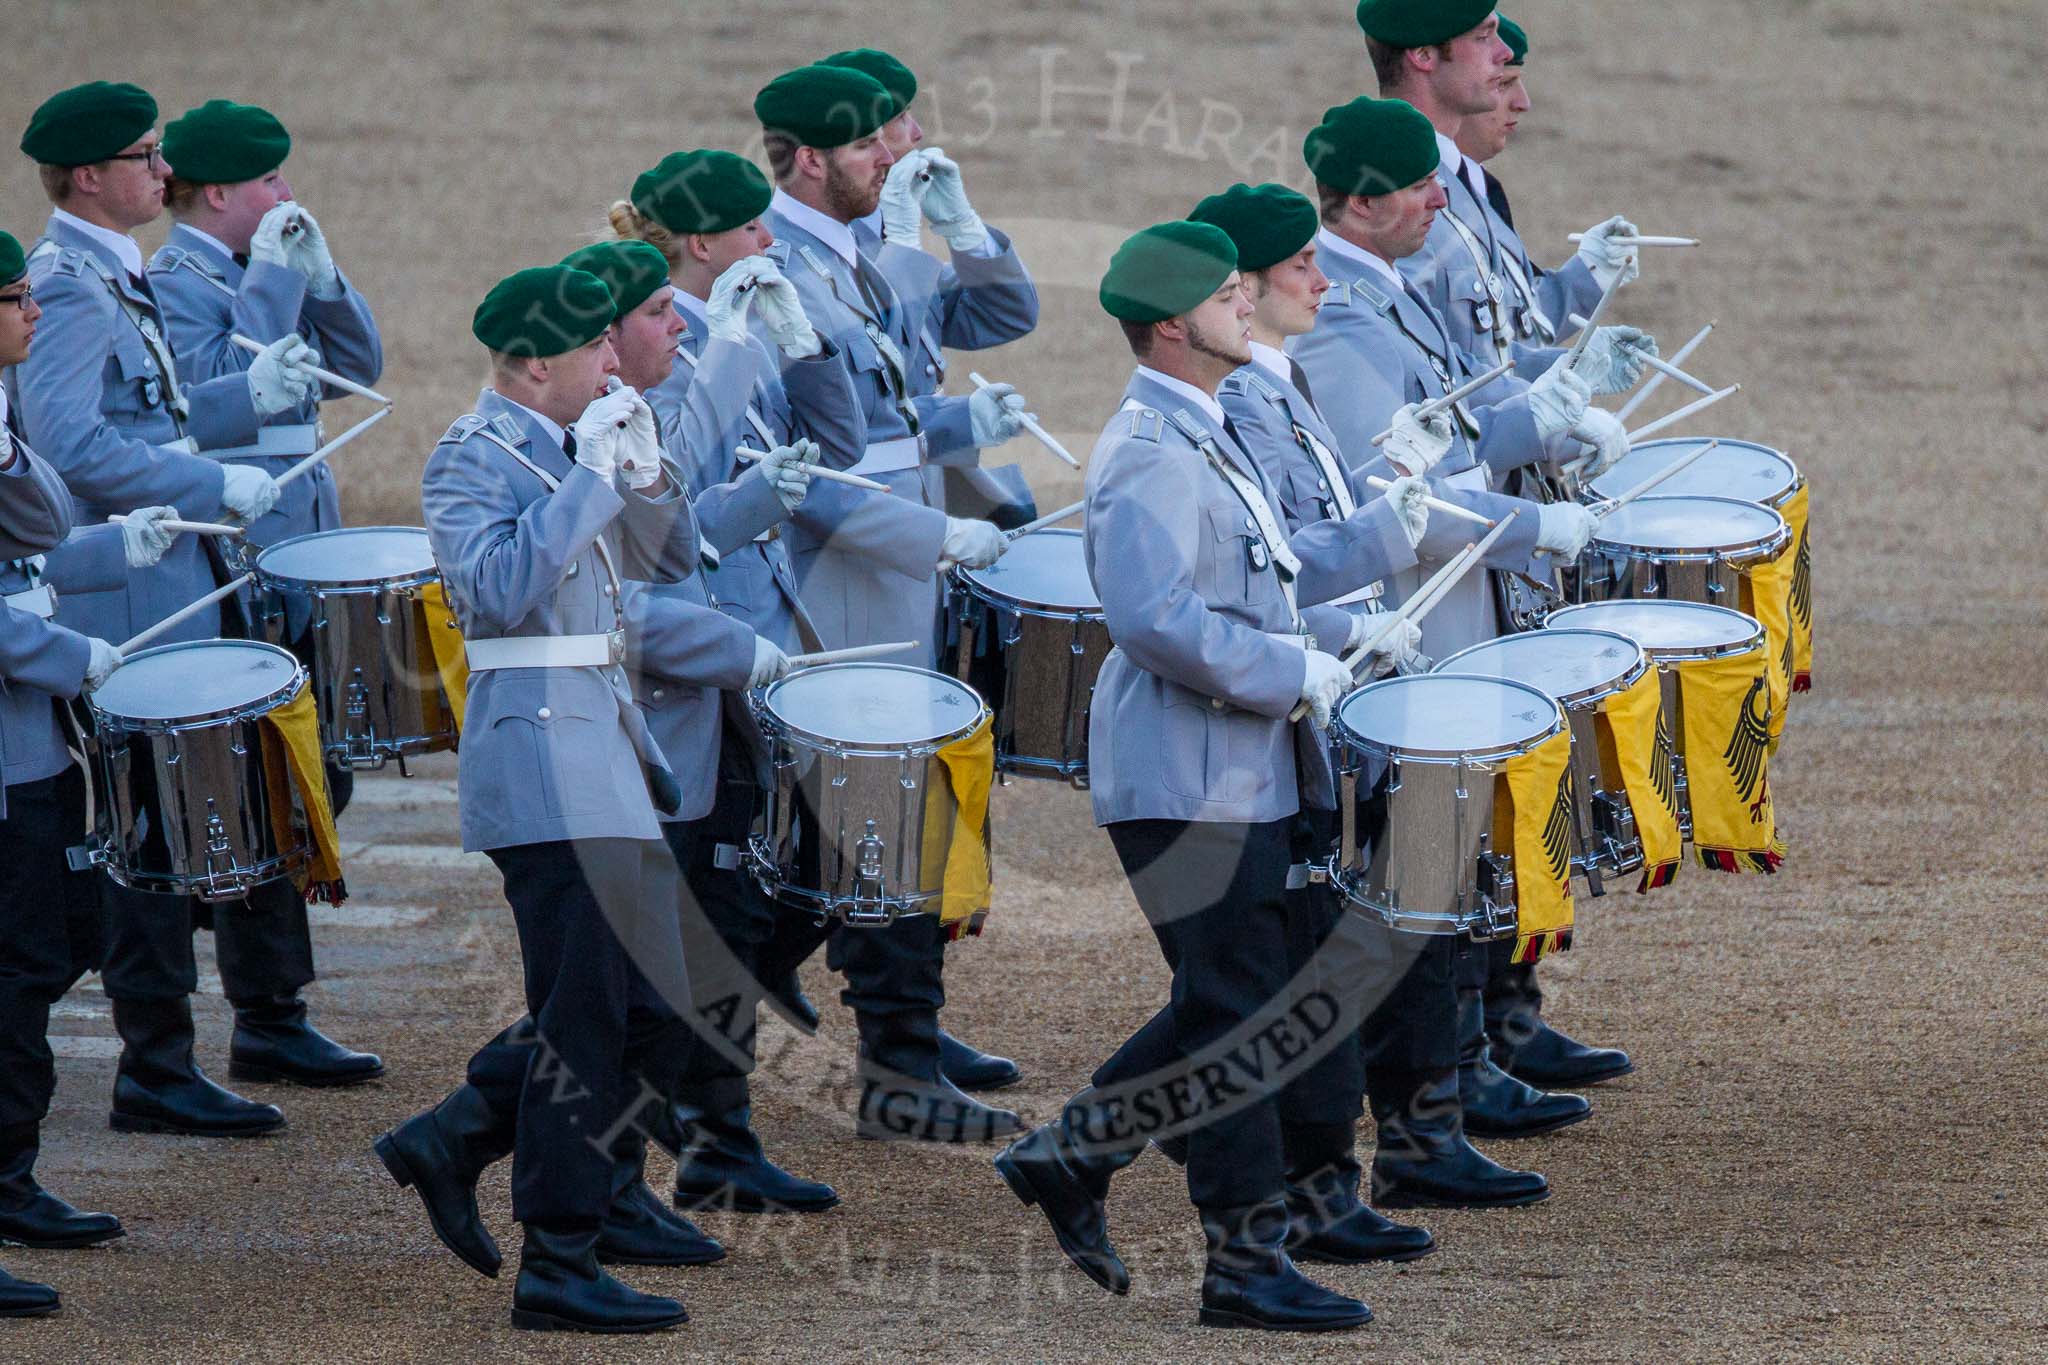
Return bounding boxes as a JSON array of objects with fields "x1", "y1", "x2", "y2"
[
  {"x1": 762, "y1": 239, "x2": 794, "y2": 268},
  {"x1": 441, "y1": 414, "x2": 490, "y2": 444},
  {"x1": 1321, "y1": 279, "x2": 1351, "y2": 308},
  {"x1": 26, "y1": 240, "x2": 83, "y2": 279},
  {"x1": 1240, "y1": 367, "x2": 1285, "y2": 405},
  {"x1": 1123, "y1": 407, "x2": 1165, "y2": 444},
  {"x1": 152, "y1": 247, "x2": 234, "y2": 296}
]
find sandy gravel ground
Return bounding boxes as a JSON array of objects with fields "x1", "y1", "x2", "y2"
[{"x1": 1, "y1": 0, "x2": 2044, "y2": 1360}]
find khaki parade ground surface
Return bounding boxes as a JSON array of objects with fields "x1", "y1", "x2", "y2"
[{"x1": 2, "y1": 0, "x2": 2044, "y2": 1360}]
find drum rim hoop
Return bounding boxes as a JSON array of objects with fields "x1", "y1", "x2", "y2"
[
  {"x1": 1435, "y1": 628, "x2": 1650, "y2": 710},
  {"x1": 756, "y1": 661, "x2": 992, "y2": 754},
  {"x1": 1545, "y1": 601, "x2": 1766, "y2": 662},
  {"x1": 1586, "y1": 495, "x2": 1791, "y2": 561},
  {"x1": 89, "y1": 639, "x2": 307, "y2": 730},
  {"x1": 1595, "y1": 438, "x2": 1802, "y2": 508},
  {"x1": 1332, "y1": 672, "x2": 1565, "y2": 762},
  {"x1": 955, "y1": 528, "x2": 1103, "y2": 614},
  {"x1": 253, "y1": 524, "x2": 439, "y2": 590}
]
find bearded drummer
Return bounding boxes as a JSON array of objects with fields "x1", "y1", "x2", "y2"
[
  {"x1": 7, "y1": 81, "x2": 373, "y2": 1139},
  {"x1": 995, "y1": 221, "x2": 1434, "y2": 1333}
]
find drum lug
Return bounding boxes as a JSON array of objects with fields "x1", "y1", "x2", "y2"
[{"x1": 1473, "y1": 850, "x2": 1516, "y2": 941}]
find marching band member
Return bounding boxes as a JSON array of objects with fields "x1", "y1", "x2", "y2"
[
  {"x1": 1454, "y1": 16, "x2": 1640, "y2": 1095},
  {"x1": 997, "y1": 221, "x2": 1422, "y2": 1333},
  {"x1": 0, "y1": 228, "x2": 181, "y2": 1313},
  {"x1": 822, "y1": 46, "x2": 1041, "y2": 530},
  {"x1": 8, "y1": 81, "x2": 367, "y2": 1139},
  {"x1": 394, "y1": 264, "x2": 706, "y2": 1333},
  {"x1": 754, "y1": 64, "x2": 1024, "y2": 1143}
]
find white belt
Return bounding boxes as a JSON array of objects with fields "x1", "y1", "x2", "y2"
[
  {"x1": 200, "y1": 423, "x2": 319, "y2": 461},
  {"x1": 464, "y1": 631, "x2": 624, "y2": 671},
  {"x1": 3, "y1": 585, "x2": 56, "y2": 619},
  {"x1": 847, "y1": 434, "x2": 924, "y2": 477}
]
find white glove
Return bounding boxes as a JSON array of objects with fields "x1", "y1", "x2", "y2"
[
  {"x1": 1348, "y1": 613, "x2": 1424, "y2": 679},
  {"x1": 1379, "y1": 474, "x2": 1430, "y2": 548},
  {"x1": 878, "y1": 150, "x2": 930, "y2": 248},
  {"x1": 119, "y1": 506, "x2": 178, "y2": 567},
  {"x1": 1382, "y1": 402, "x2": 1454, "y2": 476},
  {"x1": 247, "y1": 202, "x2": 297, "y2": 270},
  {"x1": 918, "y1": 150, "x2": 988, "y2": 253},
  {"x1": 1564, "y1": 407, "x2": 1630, "y2": 480},
  {"x1": 937, "y1": 517, "x2": 1006, "y2": 572},
  {"x1": 748, "y1": 264, "x2": 821, "y2": 358},
  {"x1": 219, "y1": 465, "x2": 281, "y2": 522},
  {"x1": 1299, "y1": 649, "x2": 1352, "y2": 730},
  {"x1": 759, "y1": 439, "x2": 818, "y2": 513},
  {"x1": 704, "y1": 257, "x2": 765, "y2": 346},
  {"x1": 246, "y1": 332, "x2": 320, "y2": 419},
  {"x1": 1527, "y1": 358, "x2": 1593, "y2": 443},
  {"x1": 277, "y1": 206, "x2": 341, "y2": 299},
  {"x1": 1535, "y1": 501, "x2": 1602, "y2": 558},
  {"x1": 617, "y1": 396, "x2": 664, "y2": 491},
  {"x1": 84, "y1": 638, "x2": 123, "y2": 692},
  {"x1": 969, "y1": 382, "x2": 1028, "y2": 448},
  {"x1": 1574, "y1": 326, "x2": 1656, "y2": 396},
  {"x1": 1574, "y1": 215, "x2": 1641, "y2": 293},
  {"x1": 0, "y1": 425, "x2": 14, "y2": 470},
  {"x1": 747, "y1": 636, "x2": 790, "y2": 689},
  {"x1": 570, "y1": 386, "x2": 639, "y2": 482}
]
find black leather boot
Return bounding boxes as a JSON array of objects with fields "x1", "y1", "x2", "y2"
[
  {"x1": 938, "y1": 1029, "x2": 1022, "y2": 1092},
  {"x1": 1369, "y1": 1072, "x2": 1549, "y2": 1210},
  {"x1": 1457, "y1": 988, "x2": 1590, "y2": 1139},
  {"x1": 1492, "y1": 1013, "x2": 1635, "y2": 1088},
  {"x1": 373, "y1": 1084, "x2": 511, "y2": 1277},
  {"x1": 1197, "y1": 1200, "x2": 1372, "y2": 1332},
  {"x1": 0, "y1": 1124, "x2": 122, "y2": 1249},
  {"x1": 993, "y1": 1093, "x2": 1139, "y2": 1295},
  {"x1": 0, "y1": 1264, "x2": 57, "y2": 1318},
  {"x1": 768, "y1": 969, "x2": 820, "y2": 1034},
  {"x1": 663, "y1": 1079, "x2": 837, "y2": 1213},
  {"x1": 228, "y1": 993, "x2": 384, "y2": 1088},
  {"x1": 511, "y1": 1224, "x2": 687, "y2": 1334},
  {"x1": 109, "y1": 997, "x2": 284, "y2": 1137},
  {"x1": 853, "y1": 1008, "x2": 1022, "y2": 1143},
  {"x1": 1281, "y1": 1123, "x2": 1432, "y2": 1266},
  {"x1": 597, "y1": 1130, "x2": 724, "y2": 1267}
]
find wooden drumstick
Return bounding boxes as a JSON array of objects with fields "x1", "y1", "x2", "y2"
[
  {"x1": 783, "y1": 640, "x2": 918, "y2": 670},
  {"x1": 107, "y1": 514, "x2": 244, "y2": 537},
  {"x1": 1626, "y1": 385, "x2": 1741, "y2": 445},
  {"x1": 1617, "y1": 321, "x2": 1716, "y2": 424},
  {"x1": 1362, "y1": 476, "x2": 1495, "y2": 528},
  {"x1": 117, "y1": 573, "x2": 255, "y2": 655},
  {"x1": 967, "y1": 371, "x2": 1082, "y2": 469},
  {"x1": 1369, "y1": 360, "x2": 1513, "y2": 446},
  {"x1": 1004, "y1": 500, "x2": 1085, "y2": 541},
  {"x1": 1567, "y1": 313, "x2": 1717, "y2": 397},
  {"x1": 1568, "y1": 233, "x2": 1699, "y2": 248},
  {"x1": 734, "y1": 447, "x2": 891, "y2": 493},
  {"x1": 231, "y1": 333, "x2": 392, "y2": 407},
  {"x1": 276, "y1": 406, "x2": 392, "y2": 489},
  {"x1": 1563, "y1": 265, "x2": 1628, "y2": 369},
  {"x1": 1590, "y1": 440, "x2": 1721, "y2": 516}
]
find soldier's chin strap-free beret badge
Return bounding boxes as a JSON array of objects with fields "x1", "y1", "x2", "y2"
[
  {"x1": 20, "y1": 81, "x2": 158, "y2": 168},
  {"x1": 1099, "y1": 221, "x2": 1240, "y2": 325},
  {"x1": 472, "y1": 266, "x2": 617, "y2": 358}
]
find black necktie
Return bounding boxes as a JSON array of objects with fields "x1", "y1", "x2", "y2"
[
  {"x1": 1483, "y1": 169, "x2": 1516, "y2": 231},
  {"x1": 1286, "y1": 356, "x2": 1319, "y2": 411},
  {"x1": 562, "y1": 431, "x2": 577, "y2": 459},
  {"x1": 232, "y1": 252, "x2": 250, "y2": 269},
  {"x1": 1220, "y1": 413, "x2": 1247, "y2": 454}
]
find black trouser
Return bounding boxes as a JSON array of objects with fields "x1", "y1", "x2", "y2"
[
  {"x1": 1091, "y1": 817, "x2": 1300, "y2": 1212},
  {"x1": 1481, "y1": 936, "x2": 1541, "y2": 1029},
  {"x1": 1360, "y1": 933, "x2": 1459, "y2": 1113},
  {"x1": 0, "y1": 768, "x2": 103, "y2": 1128},
  {"x1": 481, "y1": 839, "x2": 696, "y2": 1228},
  {"x1": 98, "y1": 870, "x2": 314, "y2": 1004}
]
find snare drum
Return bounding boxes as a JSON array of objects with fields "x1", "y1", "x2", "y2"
[
  {"x1": 251, "y1": 527, "x2": 458, "y2": 770},
  {"x1": 1574, "y1": 495, "x2": 1790, "y2": 609},
  {"x1": 748, "y1": 663, "x2": 993, "y2": 925},
  {"x1": 1435, "y1": 629, "x2": 1650, "y2": 888},
  {"x1": 1544, "y1": 601, "x2": 1764, "y2": 838},
  {"x1": 1328, "y1": 674, "x2": 1565, "y2": 939},
  {"x1": 88, "y1": 640, "x2": 310, "y2": 902},
  {"x1": 1588, "y1": 437, "x2": 1803, "y2": 513},
  {"x1": 953, "y1": 529, "x2": 1108, "y2": 782}
]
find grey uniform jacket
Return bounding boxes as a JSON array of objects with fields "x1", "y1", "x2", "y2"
[
  {"x1": 1084, "y1": 371, "x2": 1389, "y2": 828},
  {"x1": 421, "y1": 390, "x2": 697, "y2": 852},
  {"x1": 7, "y1": 214, "x2": 266, "y2": 645},
  {"x1": 763, "y1": 207, "x2": 954, "y2": 661},
  {"x1": 0, "y1": 444, "x2": 127, "y2": 813},
  {"x1": 1288, "y1": 247, "x2": 1562, "y2": 657},
  {"x1": 147, "y1": 223, "x2": 383, "y2": 549}
]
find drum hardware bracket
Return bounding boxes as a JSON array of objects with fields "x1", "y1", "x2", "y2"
[{"x1": 66, "y1": 843, "x2": 100, "y2": 874}]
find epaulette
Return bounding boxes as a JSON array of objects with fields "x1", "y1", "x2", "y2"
[
  {"x1": 152, "y1": 247, "x2": 234, "y2": 297},
  {"x1": 441, "y1": 413, "x2": 491, "y2": 444},
  {"x1": 1124, "y1": 407, "x2": 1165, "y2": 443},
  {"x1": 25, "y1": 240, "x2": 82, "y2": 279},
  {"x1": 487, "y1": 412, "x2": 528, "y2": 446},
  {"x1": 1236, "y1": 367, "x2": 1285, "y2": 406},
  {"x1": 1321, "y1": 279, "x2": 1352, "y2": 308},
  {"x1": 762, "y1": 239, "x2": 794, "y2": 268}
]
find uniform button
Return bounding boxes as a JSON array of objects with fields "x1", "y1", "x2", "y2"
[
  {"x1": 603, "y1": 583, "x2": 616, "y2": 597},
  {"x1": 1244, "y1": 516, "x2": 1257, "y2": 532},
  {"x1": 651, "y1": 689, "x2": 664, "y2": 701},
  {"x1": 537, "y1": 707, "x2": 552, "y2": 720}
]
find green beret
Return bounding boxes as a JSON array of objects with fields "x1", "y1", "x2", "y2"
[
  {"x1": 1304, "y1": 96, "x2": 1441, "y2": 198},
  {"x1": 0, "y1": 233, "x2": 24, "y2": 288},
  {"x1": 754, "y1": 65, "x2": 896, "y2": 150},
  {"x1": 1355, "y1": 0, "x2": 1499, "y2": 49},
  {"x1": 1188, "y1": 183, "x2": 1318, "y2": 274},
  {"x1": 20, "y1": 81, "x2": 157, "y2": 168},
  {"x1": 820, "y1": 49, "x2": 918, "y2": 119},
  {"x1": 161, "y1": 100, "x2": 290, "y2": 185},
  {"x1": 632, "y1": 149, "x2": 771, "y2": 235},
  {"x1": 560, "y1": 241, "x2": 671, "y2": 320},
  {"x1": 1099, "y1": 221, "x2": 1239, "y2": 325},
  {"x1": 471, "y1": 266, "x2": 616, "y2": 358},
  {"x1": 1498, "y1": 15, "x2": 1527, "y2": 64}
]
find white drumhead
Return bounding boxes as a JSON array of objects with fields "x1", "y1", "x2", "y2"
[
  {"x1": 1436, "y1": 630, "x2": 1644, "y2": 706},
  {"x1": 1591, "y1": 496, "x2": 1786, "y2": 556},
  {"x1": 1335, "y1": 674, "x2": 1561, "y2": 761},
  {"x1": 256, "y1": 526, "x2": 437, "y2": 588},
  {"x1": 764, "y1": 663, "x2": 985, "y2": 747},
  {"x1": 1590, "y1": 437, "x2": 1799, "y2": 508},
  {"x1": 959, "y1": 529, "x2": 1098, "y2": 611},
  {"x1": 1547, "y1": 601, "x2": 1761, "y2": 658},
  {"x1": 93, "y1": 640, "x2": 302, "y2": 721}
]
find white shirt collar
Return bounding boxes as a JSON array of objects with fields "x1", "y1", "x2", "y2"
[
  {"x1": 670, "y1": 286, "x2": 707, "y2": 327},
  {"x1": 770, "y1": 188, "x2": 859, "y2": 270},
  {"x1": 1133, "y1": 365, "x2": 1227, "y2": 432},
  {"x1": 0, "y1": 387, "x2": 11, "y2": 436},
  {"x1": 1315, "y1": 227, "x2": 1406, "y2": 292},
  {"x1": 856, "y1": 206, "x2": 883, "y2": 239},
  {"x1": 489, "y1": 391, "x2": 567, "y2": 451},
  {"x1": 1435, "y1": 131, "x2": 1485, "y2": 203},
  {"x1": 1248, "y1": 342, "x2": 1293, "y2": 386},
  {"x1": 51, "y1": 208, "x2": 143, "y2": 279},
  {"x1": 172, "y1": 222, "x2": 237, "y2": 262}
]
